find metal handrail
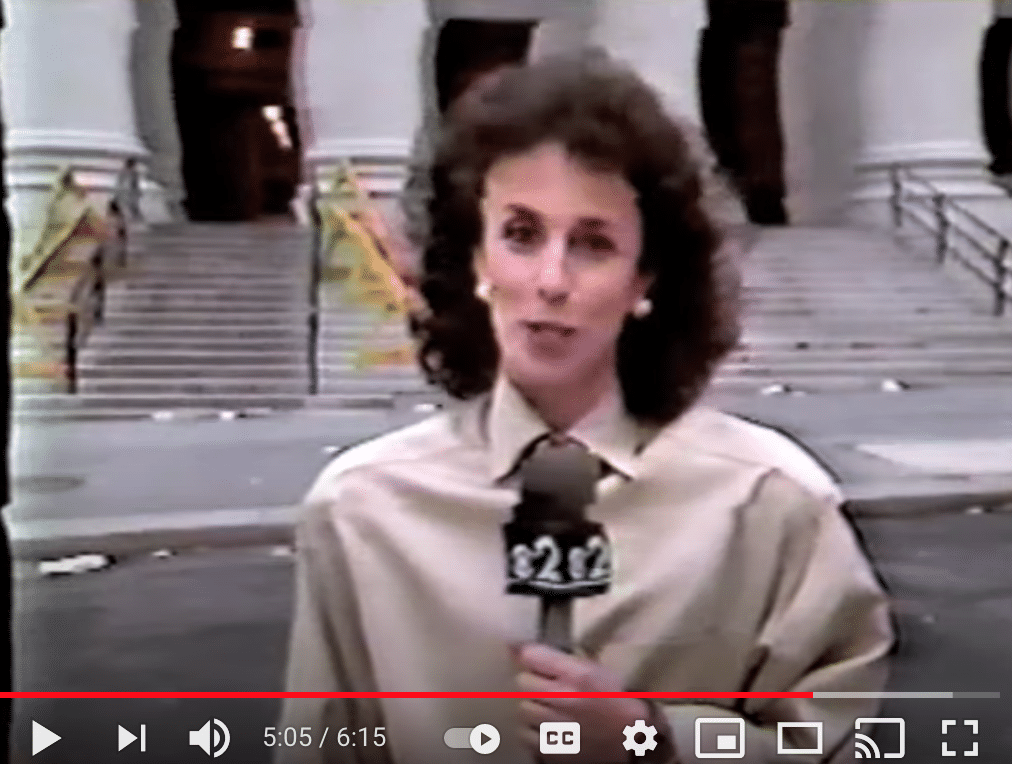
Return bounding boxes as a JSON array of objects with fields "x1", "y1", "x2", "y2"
[
  {"x1": 13, "y1": 162, "x2": 130, "y2": 393},
  {"x1": 889, "y1": 164, "x2": 1012, "y2": 316},
  {"x1": 307, "y1": 180, "x2": 322, "y2": 395}
]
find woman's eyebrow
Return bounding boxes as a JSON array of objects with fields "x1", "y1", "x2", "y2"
[
  {"x1": 504, "y1": 203, "x2": 538, "y2": 218},
  {"x1": 504, "y1": 204, "x2": 616, "y2": 229},
  {"x1": 576, "y1": 218, "x2": 613, "y2": 230}
]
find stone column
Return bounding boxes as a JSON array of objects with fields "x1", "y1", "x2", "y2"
[
  {"x1": 1, "y1": 0, "x2": 151, "y2": 244},
  {"x1": 779, "y1": 0, "x2": 876, "y2": 223},
  {"x1": 850, "y1": 0, "x2": 1004, "y2": 226},
  {"x1": 130, "y1": 0, "x2": 184, "y2": 222},
  {"x1": 293, "y1": 0, "x2": 428, "y2": 216},
  {"x1": 590, "y1": 0, "x2": 707, "y2": 125}
]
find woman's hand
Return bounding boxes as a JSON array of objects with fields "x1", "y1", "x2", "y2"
[{"x1": 513, "y1": 643, "x2": 676, "y2": 764}]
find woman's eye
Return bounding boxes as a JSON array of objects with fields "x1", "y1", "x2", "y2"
[
  {"x1": 574, "y1": 234, "x2": 615, "y2": 255},
  {"x1": 503, "y1": 223, "x2": 538, "y2": 247}
]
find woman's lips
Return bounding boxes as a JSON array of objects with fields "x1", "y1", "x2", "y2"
[
  {"x1": 522, "y1": 321, "x2": 578, "y2": 358},
  {"x1": 525, "y1": 321, "x2": 577, "y2": 337}
]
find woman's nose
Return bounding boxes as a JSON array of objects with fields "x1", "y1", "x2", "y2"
[{"x1": 534, "y1": 238, "x2": 569, "y2": 296}]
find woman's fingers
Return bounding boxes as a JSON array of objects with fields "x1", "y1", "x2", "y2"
[
  {"x1": 518, "y1": 724, "x2": 541, "y2": 753},
  {"x1": 518, "y1": 699, "x2": 570, "y2": 730},
  {"x1": 517, "y1": 643, "x2": 622, "y2": 692},
  {"x1": 518, "y1": 643, "x2": 584, "y2": 680},
  {"x1": 516, "y1": 668, "x2": 581, "y2": 717},
  {"x1": 516, "y1": 669, "x2": 563, "y2": 695}
]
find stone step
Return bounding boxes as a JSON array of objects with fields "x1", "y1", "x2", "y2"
[
  {"x1": 726, "y1": 347, "x2": 1012, "y2": 361},
  {"x1": 88, "y1": 327, "x2": 309, "y2": 341},
  {"x1": 102, "y1": 299, "x2": 306, "y2": 312},
  {"x1": 735, "y1": 335, "x2": 1012, "y2": 350},
  {"x1": 77, "y1": 364, "x2": 307, "y2": 380},
  {"x1": 75, "y1": 351, "x2": 308, "y2": 366},
  {"x1": 741, "y1": 322, "x2": 1012, "y2": 337},
  {"x1": 12, "y1": 396, "x2": 437, "y2": 422},
  {"x1": 101, "y1": 307, "x2": 309, "y2": 320},
  {"x1": 12, "y1": 392, "x2": 309, "y2": 412},
  {"x1": 111, "y1": 280, "x2": 304, "y2": 292},
  {"x1": 80, "y1": 338, "x2": 306, "y2": 352},
  {"x1": 63, "y1": 379, "x2": 315, "y2": 396},
  {"x1": 111, "y1": 286, "x2": 303, "y2": 298},
  {"x1": 743, "y1": 279, "x2": 975, "y2": 289},
  {"x1": 122, "y1": 267, "x2": 308, "y2": 279},
  {"x1": 74, "y1": 363, "x2": 421, "y2": 379},
  {"x1": 126, "y1": 249, "x2": 307, "y2": 260},
  {"x1": 76, "y1": 339, "x2": 410, "y2": 356},
  {"x1": 717, "y1": 362, "x2": 1012, "y2": 376},
  {"x1": 103, "y1": 293, "x2": 307, "y2": 309},
  {"x1": 60, "y1": 377, "x2": 431, "y2": 396},
  {"x1": 744, "y1": 295, "x2": 978, "y2": 308},
  {"x1": 121, "y1": 268, "x2": 306, "y2": 277},
  {"x1": 84, "y1": 314, "x2": 308, "y2": 327},
  {"x1": 87, "y1": 315, "x2": 395, "y2": 330},
  {"x1": 707, "y1": 374, "x2": 1011, "y2": 394}
]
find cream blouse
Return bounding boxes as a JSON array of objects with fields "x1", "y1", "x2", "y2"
[{"x1": 277, "y1": 378, "x2": 892, "y2": 764}]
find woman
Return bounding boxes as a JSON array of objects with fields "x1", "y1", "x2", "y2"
[{"x1": 279, "y1": 50, "x2": 892, "y2": 764}]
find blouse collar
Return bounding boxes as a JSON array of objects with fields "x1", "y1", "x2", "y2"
[{"x1": 484, "y1": 375, "x2": 651, "y2": 483}]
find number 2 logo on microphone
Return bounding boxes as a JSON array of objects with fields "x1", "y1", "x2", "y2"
[{"x1": 506, "y1": 533, "x2": 612, "y2": 596}]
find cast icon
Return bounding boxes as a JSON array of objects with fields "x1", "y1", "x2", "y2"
[{"x1": 855, "y1": 718, "x2": 905, "y2": 759}]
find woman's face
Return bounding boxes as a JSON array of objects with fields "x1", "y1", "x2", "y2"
[{"x1": 475, "y1": 142, "x2": 651, "y2": 395}]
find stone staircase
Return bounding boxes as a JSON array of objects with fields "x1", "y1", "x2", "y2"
[
  {"x1": 713, "y1": 226, "x2": 1012, "y2": 393},
  {"x1": 12, "y1": 221, "x2": 434, "y2": 421},
  {"x1": 12, "y1": 221, "x2": 1012, "y2": 421}
]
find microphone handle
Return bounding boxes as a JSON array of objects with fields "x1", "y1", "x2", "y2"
[
  {"x1": 536, "y1": 598, "x2": 572, "y2": 764},
  {"x1": 538, "y1": 597, "x2": 573, "y2": 653}
]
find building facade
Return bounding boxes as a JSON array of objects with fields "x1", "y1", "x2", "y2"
[{"x1": 1, "y1": 0, "x2": 1008, "y2": 244}]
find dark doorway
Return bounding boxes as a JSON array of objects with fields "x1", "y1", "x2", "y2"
[
  {"x1": 698, "y1": 0, "x2": 790, "y2": 225},
  {"x1": 981, "y1": 17, "x2": 1012, "y2": 176},
  {"x1": 434, "y1": 19, "x2": 537, "y2": 114},
  {"x1": 172, "y1": 0, "x2": 300, "y2": 221}
]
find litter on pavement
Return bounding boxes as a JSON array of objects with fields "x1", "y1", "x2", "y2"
[{"x1": 38, "y1": 554, "x2": 114, "y2": 576}]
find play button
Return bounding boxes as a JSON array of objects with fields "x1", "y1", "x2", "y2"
[
  {"x1": 469, "y1": 724, "x2": 500, "y2": 755},
  {"x1": 32, "y1": 721, "x2": 61, "y2": 755}
]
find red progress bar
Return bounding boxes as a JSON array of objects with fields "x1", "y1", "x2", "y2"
[{"x1": 1, "y1": 692, "x2": 812, "y2": 699}]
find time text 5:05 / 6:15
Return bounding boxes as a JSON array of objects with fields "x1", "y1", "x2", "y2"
[{"x1": 264, "y1": 726, "x2": 387, "y2": 748}]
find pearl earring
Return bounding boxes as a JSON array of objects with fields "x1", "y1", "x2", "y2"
[
  {"x1": 475, "y1": 281, "x2": 492, "y2": 301},
  {"x1": 632, "y1": 297, "x2": 653, "y2": 319}
]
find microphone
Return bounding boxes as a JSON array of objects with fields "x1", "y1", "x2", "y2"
[{"x1": 503, "y1": 438, "x2": 612, "y2": 652}]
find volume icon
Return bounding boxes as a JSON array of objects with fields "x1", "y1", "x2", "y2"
[{"x1": 190, "y1": 719, "x2": 230, "y2": 757}]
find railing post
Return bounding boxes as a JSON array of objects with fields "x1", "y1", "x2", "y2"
[
  {"x1": 93, "y1": 251, "x2": 105, "y2": 323},
  {"x1": 889, "y1": 164, "x2": 902, "y2": 228},
  {"x1": 996, "y1": 239, "x2": 1010, "y2": 317},
  {"x1": 308, "y1": 180, "x2": 322, "y2": 395},
  {"x1": 66, "y1": 312, "x2": 78, "y2": 394},
  {"x1": 933, "y1": 193, "x2": 948, "y2": 264}
]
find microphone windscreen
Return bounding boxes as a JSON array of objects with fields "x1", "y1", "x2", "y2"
[{"x1": 518, "y1": 440, "x2": 598, "y2": 519}]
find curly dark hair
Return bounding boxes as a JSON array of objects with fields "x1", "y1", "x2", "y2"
[{"x1": 403, "y1": 48, "x2": 741, "y2": 425}]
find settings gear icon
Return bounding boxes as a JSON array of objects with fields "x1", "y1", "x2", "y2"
[{"x1": 622, "y1": 719, "x2": 658, "y2": 757}]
